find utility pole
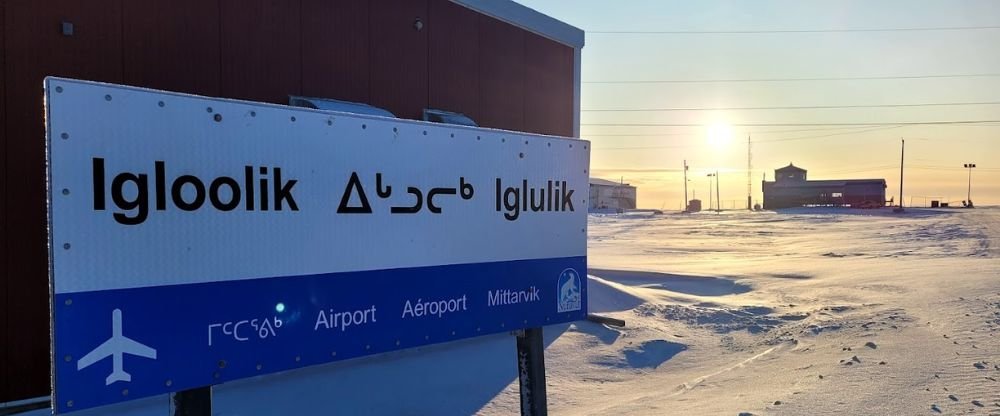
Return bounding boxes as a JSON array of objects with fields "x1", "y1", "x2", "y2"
[
  {"x1": 894, "y1": 139, "x2": 905, "y2": 213},
  {"x1": 716, "y1": 170, "x2": 721, "y2": 213},
  {"x1": 683, "y1": 160, "x2": 689, "y2": 212},
  {"x1": 964, "y1": 163, "x2": 976, "y2": 207},
  {"x1": 747, "y1": 135, "x2": 752, "y2": 210},
  {"x1": 707, "y1": 173, "x2": 714, "y2": 211}
]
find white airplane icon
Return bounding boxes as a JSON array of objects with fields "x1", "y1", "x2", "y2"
[{"x1": 77, "y1": 309, "x2": 157, "y2": 385}]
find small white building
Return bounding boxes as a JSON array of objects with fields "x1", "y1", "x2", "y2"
[{"x1": 589, "y1": 178, "x2": 637, "y2": 213}]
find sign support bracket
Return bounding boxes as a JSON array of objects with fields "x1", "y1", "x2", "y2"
[{"x1": 516, "y1": 327, "x2": 548, "y2": 416}]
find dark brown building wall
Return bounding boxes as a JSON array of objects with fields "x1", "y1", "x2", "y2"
[
  {"x1": 524, "y1": 31, "x2": 574, "y2": 137},
  {"x1": 428, "y1": 0, "x2": 480, "y2": 121},
  {"x1": 123, "y1": 0, "x2": 222, "y2": 97},
  {"x1": 369, "y1": 0, "x2": 429, "y2": 120},
  {"x1": 1, "y1": 0, "x2": 576, "y2": 403},
  {"x1": 478, "y1": 16, "x2": 525, "y2": 132},
  {"x1": 220, "y1": 0, "x2": 302, "y2": 104},
  {"x1": 1, "y1": 0, "x2": 7, "y2": 403},
  {"x1": 301, "y1": 0, "x2": 370, "y2": 103},
  {"x1": 3, "y1": 0, "x2": 124, "y2": 401}
]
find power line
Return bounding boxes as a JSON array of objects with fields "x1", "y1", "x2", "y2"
[
  {"x1": 582, "y1": 125, "x2": 911, "y2": 137},
  {"x1": 594, "y1": 126, "x2": 902, "y2": 150},
  {"x1": 803, "y1": 165, "x2": 1000, "y2": 173},
  {"x1": 910, "y1": 164, "x2": 1000, "y2": 172},
  {"x1": 588, "y1": 25, "x2": 1000, "y2": 34},
  {"x1": 583, "y1": 73, "x2": 1000, "y2": 84},
  {"x1": 582, "y1": 101, "x2": 1000, "y2": 112},
  {"x1": 582, "y1": 120, "x2": 1000, "y2": 127},
  {"x1": 817, "y1": 165, "x2": 898, "y2": 175},
  {"x1": 757, "y1": 125, "x2": 903, "y2": 143}
]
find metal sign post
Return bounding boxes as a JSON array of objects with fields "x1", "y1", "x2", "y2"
[
  {"x1": 516, "y1": 328, "x2": 547, "y2": 416},
  {"x1": 171, "y1": 387, "x2": 211, "y2": 416}
]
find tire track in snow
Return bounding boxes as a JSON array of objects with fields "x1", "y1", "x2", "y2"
[{"x1": 670, "y1": 343, "x2": 788, "y2": 396}]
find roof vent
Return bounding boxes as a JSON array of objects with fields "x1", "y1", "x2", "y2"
[
  {"x1": 289, "y1": 96, "x2": 395, "y2": 118},
  {"x1": 422, "y1": 108, "x2": 478, "y2": 127}
]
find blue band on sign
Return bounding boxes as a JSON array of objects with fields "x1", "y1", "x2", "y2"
[{"x1": 53, "y1": 256, "x2": 587, "y2": 413}]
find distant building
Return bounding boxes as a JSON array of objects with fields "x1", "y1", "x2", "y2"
[
  {"x1": 762, "y1": 163, "x2": 887, "y2": 209},
  {"x1": 589, "y1": 178, "x2": 637, "y2": 212},
  {"x1": 687, "y1": 199, "x2": 703, "y2": 212}
]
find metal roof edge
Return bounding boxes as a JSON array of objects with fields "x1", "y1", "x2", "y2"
[
  {"x1": 775, "y1": 164, "x2": 807, "y2": 172},
  {"x1": 590, "y1": 178, "x2": 634, "y2": 187},
  {"x1": 451, "y1": 0, "x2": 585, "y2": 49}
]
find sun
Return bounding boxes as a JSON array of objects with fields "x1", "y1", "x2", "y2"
[{"x1": 706, "y1": 123, "x2": 734, "y2": 150}]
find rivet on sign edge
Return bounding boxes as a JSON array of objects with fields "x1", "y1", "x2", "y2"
[
  {"x1": 55, "y1": 86, "x2": 64, "y2": 93},
  {"x1": 65, "y1": 299, "x2": 72, "y2": 306},
  {"x1": 60, "y1": 132, "x2": 69, "y2": 140},
  {"x1": 62, "y1": 189, "x2": 70, "y2": 195},
  {"x1": 63, "y1": 243, "x2": 71, "y2": 250},
  {"x1": 256, "y1": 364, "x2": 263, "y2": 370},
  {"x1": 158, "y1": 101, "x2": 165, "y2": 107},
  {"x1": 104, "y1": 94, "x2": 112, "y2": 101},
  {"x1": 165, "y1": 380, "x2": 173, "y2": 386},
  {"x1": 67, "y1": 401, "x2": 73, "y2": 407}
]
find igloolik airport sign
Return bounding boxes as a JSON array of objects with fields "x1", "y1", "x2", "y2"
[{"x1": 46, "y1": 78, "x2": 589, "y2": 413}]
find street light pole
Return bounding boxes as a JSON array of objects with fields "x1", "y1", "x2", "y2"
[
  {"x1": 707, "y1": 173, "x2": 714, "y2": 211},
  {"x1": 716, "y1": 170, "x2": 721, "y2": 212},
  {"x1": 683, "y1": 160, "x2": 689, "y2": 212},
  {"x1": 964, "y1": 163, "x2": 976, "y2": 208},
  {"x1": 707, "y1": 172, "x2": 720, "y2": 212}
]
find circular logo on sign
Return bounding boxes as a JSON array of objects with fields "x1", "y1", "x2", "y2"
[{"x1": 557, "y1": 268, "x2": 582, "y2": 313}]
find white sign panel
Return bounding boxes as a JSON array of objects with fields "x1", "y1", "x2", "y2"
[{"x1": 46, "y1": 77, "x2": 589, "y2": 413}]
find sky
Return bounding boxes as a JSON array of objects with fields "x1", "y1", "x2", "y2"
[{"x1": 515, "y1": 0, "x2": 1000, "y2": 209}]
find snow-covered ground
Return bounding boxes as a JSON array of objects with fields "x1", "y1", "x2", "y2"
[
  {"x1": 18, "y1": 207, "x2": 999, "y2": 415},
  {"x1": 484, "y1": 207, "x2": 1000, "y2": 415}
]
